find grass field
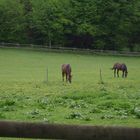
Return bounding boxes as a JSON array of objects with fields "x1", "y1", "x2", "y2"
[{"x1": 0, "y1": 47, "x2": 140, "y2": 130}]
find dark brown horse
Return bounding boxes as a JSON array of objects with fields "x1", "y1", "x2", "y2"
[
  {"x1": 112, "y1": 63, "x2": 128, "y2": 78},
  {"x1": 62, "y1": 64, "x2": 72, "y2": 83}
]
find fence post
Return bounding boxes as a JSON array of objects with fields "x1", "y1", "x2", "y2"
[
  {"x1": 99, "y1": 68, "x2": 104, "y2": 84},
  {"x1": 46, "y1": 68, "x2": 48, "y2": 82}
]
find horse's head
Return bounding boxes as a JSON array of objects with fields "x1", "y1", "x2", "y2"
[{"x1": 125, "y1": 71, "x2": 128, "y2": 78}]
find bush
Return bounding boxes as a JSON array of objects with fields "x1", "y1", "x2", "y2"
[
  {"x1": 134, "y1": 107, "x2": 140, "y2": 118},
  {"x1": 66, "y1": 112, "x2": 83, "y2": 119}
]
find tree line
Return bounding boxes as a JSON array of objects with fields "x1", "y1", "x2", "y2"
[{"x1": 0, "y1": 0, "x2": 140, "y2": 51}]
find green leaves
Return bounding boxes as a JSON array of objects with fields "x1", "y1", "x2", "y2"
[
  {"x1": 134, "y1": 107, "x2": 140, "y2": 118},
  {"x1": 77, "y1": 23, "x2": 97, "y2": 35},
  {"x1": 0, "y1": 0, "x2": 25, "y2": 42},
  {"x1": 0, "y1": 0, "x2": 139, "y2": 50}
]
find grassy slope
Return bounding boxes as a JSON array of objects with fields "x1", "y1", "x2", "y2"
[{"x1": 0, "y1": 48, "x2": 140, "y2": 128}]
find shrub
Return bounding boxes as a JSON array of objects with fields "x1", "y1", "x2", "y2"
[
  {"x1": 66, "y1": 112, "x2": 83, "y2": 119},
  {"x1": 134, "y1": 107, "x2": 140, "y2": 118}
]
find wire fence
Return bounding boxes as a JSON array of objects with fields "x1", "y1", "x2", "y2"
[
  {"x1": 0, "y1": 42, "x2": 140, "y2": 56},
  {"x1": 0, "y1": 120, "x2": 140, "y2": 140}
]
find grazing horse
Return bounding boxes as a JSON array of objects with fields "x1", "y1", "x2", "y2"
[
  {"x1": 112, "y1": 63, "x2": 128, "y2": 78},
  {"x1": 62, "y1": 64, "x2": 72, "y2": 83}
]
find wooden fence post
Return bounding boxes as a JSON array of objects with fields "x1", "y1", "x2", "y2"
[
  {"x1": 99, "y1": 68, "x2": 104, "y2": 84},
  {"x1": 46, "y1": 68, "x2": 48, "y2": 82}
]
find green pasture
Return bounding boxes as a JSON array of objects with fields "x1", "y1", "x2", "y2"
[{"x1": 0, "y1": 47, "x2": 140, "y2": 128}]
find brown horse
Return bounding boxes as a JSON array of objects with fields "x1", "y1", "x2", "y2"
[
  {"x1": 112, "y1": 63, "x2": 128, "y2": 78},
  {"x1": 62, "y1": 64, "x2": 72, "y2": 83}
]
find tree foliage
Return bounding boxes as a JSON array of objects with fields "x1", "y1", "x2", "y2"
[{"x1": 0, "y1": 0, "x2": 139, "y2": 51}]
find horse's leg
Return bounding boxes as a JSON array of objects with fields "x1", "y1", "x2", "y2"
[
  {"x1": 66, "y1": 74, "x2": 68, "y2": 82},
  {"x1": 117, "y1": 70, "x2": 119, "y2": 77},
  {"x1": 62, "y1": 72, "x2": 64, "y2": 82},
  {"x1": 114, "y1": 69, "x2": 116, "y2": 77},
  {"x1": 122, "y1": 71, "x2": 124, "y2": 78},
  {"x1": 67, "y1": 74, "x2": 70, "y2": 83}
]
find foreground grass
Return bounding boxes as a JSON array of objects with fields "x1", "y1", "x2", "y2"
[{"x1": 0, "y1": 47, "x2": 140, "y2": 131}]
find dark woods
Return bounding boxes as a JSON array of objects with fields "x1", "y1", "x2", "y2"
[{"x1": 0, "y1": 0, "x2": 140, "y2": 51}]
